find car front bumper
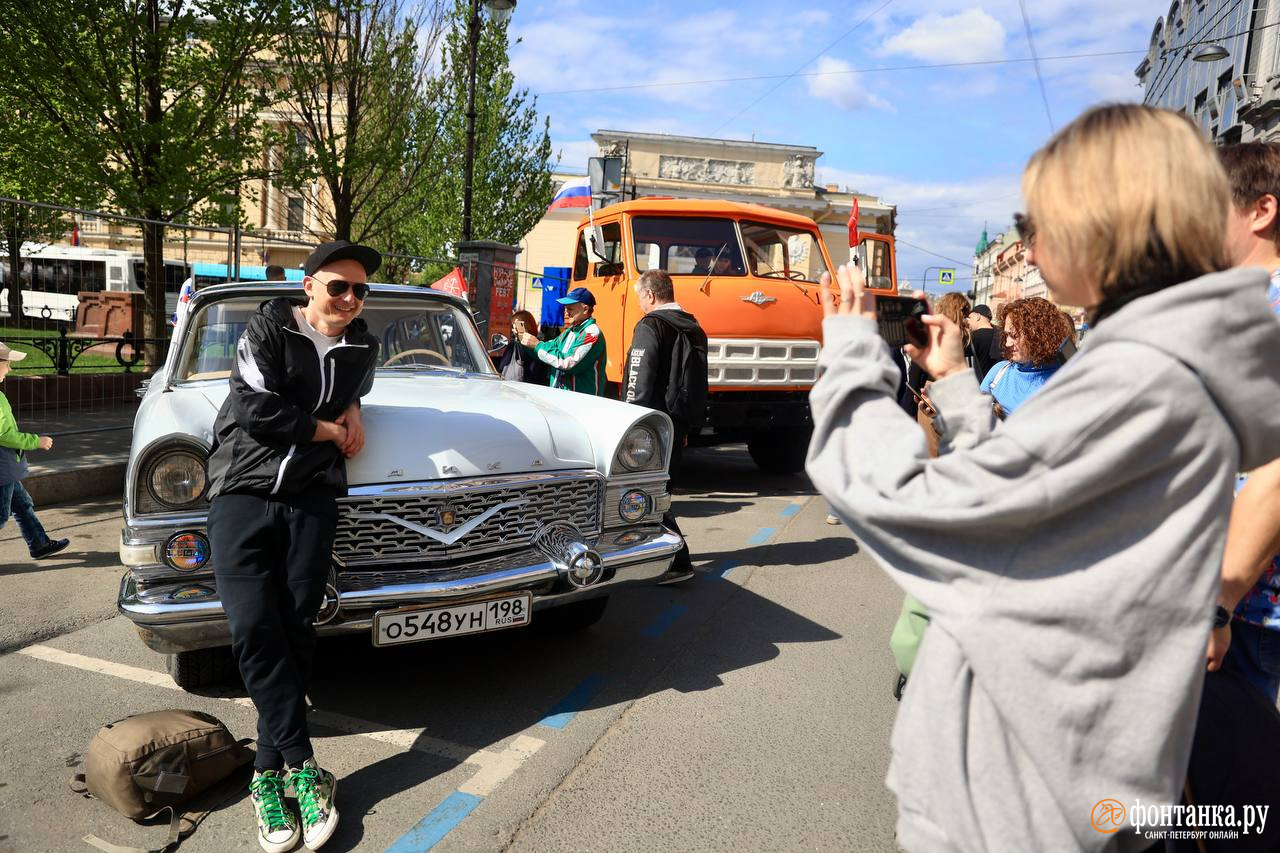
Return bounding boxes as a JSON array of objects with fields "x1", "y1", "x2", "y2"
[{"x1": 119, "y1": 524, "x2": 683, "y2": 653}]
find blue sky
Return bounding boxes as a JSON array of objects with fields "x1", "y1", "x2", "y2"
[{"x1": 507, "y1": 0, "x2": 1171, "y2": 292}]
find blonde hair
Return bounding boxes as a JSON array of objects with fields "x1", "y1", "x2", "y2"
[
  {"x1": 935, "y1": 292, "x2": 972, "y2": 348},
  {"x1": 1022, "y1": 104, "x2": 1229, "y2": 315}
]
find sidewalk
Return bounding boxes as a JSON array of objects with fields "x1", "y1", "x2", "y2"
[{"x1": 18, "y1": 408, "x2": 136, "y2": 505}]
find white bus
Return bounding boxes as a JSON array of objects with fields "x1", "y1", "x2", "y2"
[{"x1": 0, "y1": 244, "x2": 190, "y2": 323}]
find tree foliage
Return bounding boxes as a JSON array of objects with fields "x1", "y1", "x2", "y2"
[
  {"x1": 0, "y1": 0, "x2": 283, "y2": 349},
  {"x1": 404, "y1": 0, "x2": 555, "y2": 261},
  {"x1": 273, "y1": 0, "x2": 449, "y2": 249}
]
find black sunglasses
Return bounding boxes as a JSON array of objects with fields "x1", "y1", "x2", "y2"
[
  {"x1": 321, "y1": 279, "x2": 370, "y2": 300},
  {"x1": 1013, "y1": 212, "x2": 1036, "y2": 247}
]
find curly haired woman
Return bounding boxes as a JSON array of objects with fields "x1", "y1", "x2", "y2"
[{"x1": 979, "y1": 296, "x2": 1067, "y2": 417}]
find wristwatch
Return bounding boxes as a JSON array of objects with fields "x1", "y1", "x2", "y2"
[{"x1": 1213, "y1": 604, "x2": 1232, "y2": 629}]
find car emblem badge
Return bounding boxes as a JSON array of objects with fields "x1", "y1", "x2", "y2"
[
  {"x1": 438, "y1": 507, "x2": 457, "y2": 530},
  {"x1": 742, "y1": 291, "x2": 777, "y2": 306}
]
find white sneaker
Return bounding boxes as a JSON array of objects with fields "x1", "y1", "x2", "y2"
[
  {"x1": 289, "y1": 758, "x2": 339, "y2": 850},
  {"x1": 249, "y1": 769, "x2": 300, "y2": 853},
  {"x1": 825, "y1": 513, "x2": 841, "y2": 525}
]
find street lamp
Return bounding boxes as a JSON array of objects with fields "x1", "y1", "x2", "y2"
[
  {"x1": 462, "y1": 0, "x2": 517, "y2": 244},
  {"x1": 1192, "y1": 43, "x2": 1229, "y2": 62}
]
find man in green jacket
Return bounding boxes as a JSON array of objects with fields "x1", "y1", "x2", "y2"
[
  {"x1": 518, "y1": 287, "x2": 608, "y2": 395},
  {"x1": 0, "y1": 342, "x2": 69, "y2": 560}
]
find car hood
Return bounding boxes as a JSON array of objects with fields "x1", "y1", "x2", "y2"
[{"x1": 195, "y1": 373, "x2": 597, "y2": 482}]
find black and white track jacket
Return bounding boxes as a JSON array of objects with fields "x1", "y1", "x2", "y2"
[{"x1": 206, "y1": 297, "x2": 379, "y2": 499}]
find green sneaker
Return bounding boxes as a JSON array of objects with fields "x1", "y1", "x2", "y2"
[
  {"x1": 288, "y1": 758, "x2": 339, "y2": 850},
  {"x1": 249, "y1": 769, "x2": 299, "y2": 853}
]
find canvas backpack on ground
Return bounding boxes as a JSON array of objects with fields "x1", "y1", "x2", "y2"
[{"x1": 70, "y1": 709, "x2": 253, "y2": 853}]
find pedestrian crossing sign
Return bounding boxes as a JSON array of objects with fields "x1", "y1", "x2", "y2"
[{"x1": 938, "y1": 269, "x2": 955, "y2": 286}]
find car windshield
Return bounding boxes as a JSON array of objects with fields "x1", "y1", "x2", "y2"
[
  {"x1": 739, "y1": 221, "x2": 829, "y2": 284},
  {"x1": 174, "y1": 291, "x2": 494, "y2": 383}
]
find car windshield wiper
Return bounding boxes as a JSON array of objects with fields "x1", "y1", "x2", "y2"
[{"x1": 377, "y1": 363, "x2": 467, "y2": 374}]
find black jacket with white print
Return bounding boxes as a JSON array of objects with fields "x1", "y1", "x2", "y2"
[{"x1": 206, "y1": 297, "x2": 379, "y2": 499}]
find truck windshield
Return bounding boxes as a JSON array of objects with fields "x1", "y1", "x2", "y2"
[
  {"x1": 739, "y1": 221, "x2": 829, "y2": 284},
  {"x1": 631, "y1": 217, "x2": 745, "y2": 276}
]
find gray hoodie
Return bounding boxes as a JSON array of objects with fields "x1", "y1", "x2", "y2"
[{"x1": 806, "y1": 267, "x2": 1280, "y2": 852}]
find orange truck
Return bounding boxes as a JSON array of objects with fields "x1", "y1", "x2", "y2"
[{"x1": 567, "y1": 198, "x2": 897, "y2": 473}]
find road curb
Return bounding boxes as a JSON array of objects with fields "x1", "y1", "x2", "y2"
[{"x1": 25, "y1": 463, "x2": 125, "y2": 506}]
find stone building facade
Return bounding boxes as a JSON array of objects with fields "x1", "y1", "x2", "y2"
[{"x1": 1137, "y1": 1, "x2": 1280, "y2": 142}]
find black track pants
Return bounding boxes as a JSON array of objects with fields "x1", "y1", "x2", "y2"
[
  {"x1": 666, "y1": 433, "x2": 692, "y2": 572},
  {"x1": 209, "y1": 490, "x2": 337, "y2": 770}
]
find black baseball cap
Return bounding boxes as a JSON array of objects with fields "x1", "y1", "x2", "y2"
[
  {"x1": 304, "y1": 240, "x2": 382, "y2": 277},
  {"x1": 972, "y1": 304, "x2": 992, "y2": 319}
]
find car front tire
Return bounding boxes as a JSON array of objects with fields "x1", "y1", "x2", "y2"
[{"x1": 166, "y1": 647, "x2": 238, "y2": 691}]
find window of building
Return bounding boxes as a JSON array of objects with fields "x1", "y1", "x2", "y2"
[{"x1": 286, "y1": 197, "x2": 305, "y2": 232}]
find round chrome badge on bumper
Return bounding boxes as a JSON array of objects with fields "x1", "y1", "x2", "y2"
[{"x1": 533, "y1": 521, "x2": 604, "y2": 588}]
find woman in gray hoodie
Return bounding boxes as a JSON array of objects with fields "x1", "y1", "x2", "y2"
[{"x1": 809, "y1": 104, "x2": 1280, "y2": 851}]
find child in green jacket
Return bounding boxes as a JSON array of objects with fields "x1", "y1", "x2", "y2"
[{"x1": 0, "y1": 343, "x2": 69, "y2": 560}]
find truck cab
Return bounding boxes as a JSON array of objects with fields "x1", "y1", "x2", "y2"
[{"x1": 568, "y1": 198, "x2": 896, "y2": 474}]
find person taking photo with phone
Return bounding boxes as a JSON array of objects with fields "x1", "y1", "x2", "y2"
[{"x1": 809, "y1": 105, "x2": 1280, "y2": 850}]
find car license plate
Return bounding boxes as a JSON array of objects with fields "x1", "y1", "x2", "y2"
[{"x1": 372, "y1": 593, "x2": 532, "y2": 647}]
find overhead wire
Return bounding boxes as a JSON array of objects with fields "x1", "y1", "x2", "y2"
[
  {"x1": 531, "y1": 50, "x2": 1146, "y2": 99},
  {"x1": 1018, "y1": 0, "x2": 1054, "y2": 132}
]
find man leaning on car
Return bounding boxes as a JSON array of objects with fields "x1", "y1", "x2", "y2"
[{"x1": 204, "y1": 240, "x2": 380, "y2": 853}]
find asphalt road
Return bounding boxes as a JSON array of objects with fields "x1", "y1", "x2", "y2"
[{"x1": 0, "y1": 445, "x2": 906, "y2": 853}]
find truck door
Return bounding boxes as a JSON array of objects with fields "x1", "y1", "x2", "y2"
[{"x1": 573, "y1": 219, "x2": 627, "y2": 384}]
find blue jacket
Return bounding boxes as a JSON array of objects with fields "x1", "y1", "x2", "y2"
[{"x1": 979, "y1": 360, "x2": 1061, "y2": 415}]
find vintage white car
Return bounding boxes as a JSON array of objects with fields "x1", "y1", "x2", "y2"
[{"x1": 118, "y1": 283, "x2": 683, "y2": 689}]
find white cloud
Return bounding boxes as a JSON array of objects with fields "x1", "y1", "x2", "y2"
[
  {"x1": 880, "y1": 9, "x2": 1007, "y2": 64},
  {"x1": 806, "y1": 57, "x2": 894, "y2": 112}
]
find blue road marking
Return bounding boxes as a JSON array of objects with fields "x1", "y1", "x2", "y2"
[
  {"x1": 780, "y1": 503, "x2": 802, "y2": 517},
  {"x1": 538, "y1": 674, "x2": 607, "y2": 730},
  {"x1": 717, "y1": 560, "x2": 740, "y2": 578},
  {"x1": 641, "y1": 603, "x2": 688, "y2": 638},
  {"x1": 385, "y1": 790, "x2": 483, "y2": 853},
  {"x1": 748, "y1": 527, "x2": 776, "y2": 545}
]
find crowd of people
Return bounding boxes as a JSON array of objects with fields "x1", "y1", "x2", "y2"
[{"x1": 810, "y1": 104, "x2": 1280, "y2": 851}]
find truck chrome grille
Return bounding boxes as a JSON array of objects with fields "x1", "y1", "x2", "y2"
[
  {"x1": 706, "y1": 338, "x2": 820, "y2": 386},
  {"x1": 333, "y1": 473, "x2": 602, "y2": 568}
]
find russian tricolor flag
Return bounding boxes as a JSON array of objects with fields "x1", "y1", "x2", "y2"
[{"x1": 548, "y1": 176, "x2": 591, "y2": 210}]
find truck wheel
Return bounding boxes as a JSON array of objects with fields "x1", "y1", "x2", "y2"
[
  {"x1": 166, "y1": 647, "x2": 238, "y2": 691},
  {"x1": 539, "y1": 597, "x2": 609, "y2": 633},
  {"x1": 747, "y1": 427, "x2": 812, "y2": 474}
]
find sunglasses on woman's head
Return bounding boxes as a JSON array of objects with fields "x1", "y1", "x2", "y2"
[
  {"x1": 322, "y1": 279, "x2": 370, "y2": 300},
  {"x1": 1013, "y1": 212, "x2": 1036, "y2": 247}
]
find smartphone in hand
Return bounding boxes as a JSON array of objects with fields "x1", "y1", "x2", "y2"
[{"x1": 875, "y1": 296, "x2": 930, "y2": 348}]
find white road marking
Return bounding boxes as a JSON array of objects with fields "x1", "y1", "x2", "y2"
[{"x1": 17, "y1": 644, "x2": 544, "y2": 794}]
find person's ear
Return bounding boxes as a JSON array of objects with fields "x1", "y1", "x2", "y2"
[{"x1": 1253, "y1": 194, "x2": 1279, "y2": 236}]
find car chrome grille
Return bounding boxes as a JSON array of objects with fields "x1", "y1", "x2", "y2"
[{"x1": 333, "y1": 473, "x2": 602, "y2": 568}]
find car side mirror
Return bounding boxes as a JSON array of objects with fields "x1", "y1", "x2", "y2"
[{"x1": 489, "y1": 333, "x2": 509, "y2": 355}]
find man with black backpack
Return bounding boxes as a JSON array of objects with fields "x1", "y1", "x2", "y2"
[{"x1": 624, "y1": 269, "x2": 708, "y2": 585}]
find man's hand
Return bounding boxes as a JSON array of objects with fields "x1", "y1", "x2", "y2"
[
  {"x1": 335, "y1": 404, "x2": 365, "y2": 459},
  {"x1": 37, "y1": 435, "x2": 53, "y2": 450},
  {"x1": 518, "y1": 332, "x2": 540, "y2": 348},
  {"x1": 312, "y1": 419, "x2": 348, "y2": 447},
  {"x1": 1206, "y1": 622, "x2": 1232, "y2": 671},
  {"x1": 904, "y1": 290, "x2": 968, "y2": 381}
]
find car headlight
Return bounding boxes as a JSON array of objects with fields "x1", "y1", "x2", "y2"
[
  {"x1": 145, "y1": 449, "x2": 207, "y2": 509},
  {"x1": 617, "y1": 425, "x2": 660, "y2": 471}
]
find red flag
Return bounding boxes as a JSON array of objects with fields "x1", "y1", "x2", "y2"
[
  {"x1": 848, "y1": 198, "x2": 859, "y2": 248},
  {"x1": 71, "y1": 224, "x2": 80, "y2": 247},
  {"x1": 431, "y1": 267, "x2": 469, "y2": 300}
]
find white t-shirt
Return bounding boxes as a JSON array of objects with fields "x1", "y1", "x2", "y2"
[{"x1": 291, "y1": 305, "x2": 342, "y2": 356}]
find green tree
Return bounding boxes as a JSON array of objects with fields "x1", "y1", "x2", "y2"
[
  {"x1": 273, "y1": 0, "x2": 449, "y2": 251},
  {"x1": 0, "y1": 91, "x2": 101, "y2": 323},
  {"x1": 404, "y1": 0, "x2": 555, "y2": 260},
  {"x1": 0, "y1": 0, "x2": 284, "y2": 353}
]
